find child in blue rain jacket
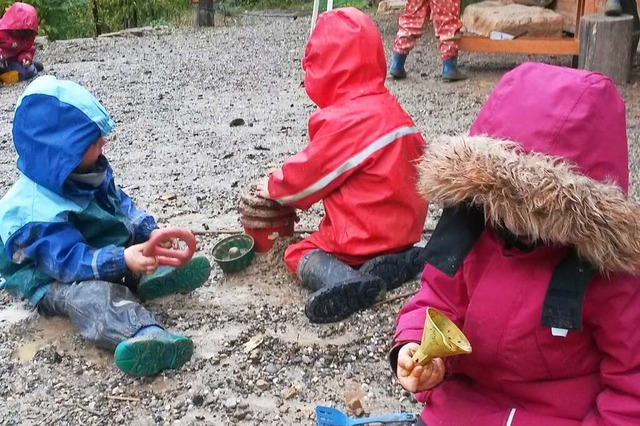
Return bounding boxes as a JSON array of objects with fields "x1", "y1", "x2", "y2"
[{"x1": 0, "y1": 76, "x2": 211, "y2": 377}]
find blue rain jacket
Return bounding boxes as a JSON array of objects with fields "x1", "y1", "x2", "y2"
[{"x1": 0, "y1": 76, "x2": 157, "y2": 304}]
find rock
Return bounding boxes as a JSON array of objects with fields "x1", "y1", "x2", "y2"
[
  {"x1": 224, "y1": 398, "x2": 237, "y2": 409},
  {"x1": 283, "y1": 387, "x2": 298, "y2": 400},
  {"x1": 192, "y1": 394, "x2": 204, "y2": 406},
  {"x1": 512, "y1": 0, "x2": 553, "y2": 7},
  {"x1": 377, "y1": 0, "x2": 406, "y2": 14},
  {"x1": 233, "y1": 410, "x2": 247, "y2": 420},
  {"x1": 266, "y1": 363, "x2": 279, "y2": 374},
  {"x1": 256, "y1": 379, "x2": 270, "y2": 391},
  {"x1": 462, "y1": 1, "x2": 563, "y2": 37}
]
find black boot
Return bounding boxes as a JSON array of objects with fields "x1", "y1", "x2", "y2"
[
  {"x1": 299, "y1": 250, "x2": 386, "y2": 324},
  {"x1": 359, "y1": 247, "x2": 426, "y2": 291}
]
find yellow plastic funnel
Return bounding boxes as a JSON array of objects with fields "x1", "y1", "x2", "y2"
[{"x1": 401, "y1": 307, "x2": 472, "y2": 376}]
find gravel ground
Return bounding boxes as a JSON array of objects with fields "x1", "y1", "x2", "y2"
[{"x1": 0, "y1": 10, "x2": 639, "y2": 426}]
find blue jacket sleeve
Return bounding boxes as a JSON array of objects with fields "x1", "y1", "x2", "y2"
[
  {"x1": 4, "y1": 222, "x2": 126, "y2": 283},
  {"x1": 118, "y1": 189, "x2": 157, "y2": 244}
]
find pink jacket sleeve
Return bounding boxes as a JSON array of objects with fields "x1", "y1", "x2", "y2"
[
  {"x1": 581, "y1": 274, "x2": 640, "y2": 425},
  {"x1": 393, "y1": 263, "x2": 470, "y2": 401}
]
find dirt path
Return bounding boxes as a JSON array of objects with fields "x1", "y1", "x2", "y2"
[{"x1": 0, "y1": 11, "x2": 638, "y2": 426}]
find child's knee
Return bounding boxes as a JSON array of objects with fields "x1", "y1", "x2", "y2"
[{"x1": 284, "y1": 243, "x2": 317, "y2": 275}]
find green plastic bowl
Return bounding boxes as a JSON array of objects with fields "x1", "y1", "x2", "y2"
[{"x1": 212, "y1": 234, "x2": 255, "y2": 273}]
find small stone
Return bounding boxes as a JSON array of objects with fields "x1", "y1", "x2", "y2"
[
  {"x1": 256, "y1": 379, "x2": 270, "y2": 391},
  {"x1": 224, "y1": 398, "x2": 237, "y2": 409},
  {"x1": 192, "y1": 394, "x2": 204, "y2": 406},
  {"x1": 284, "y1": 387, "x2": 298, "y2": 400}
]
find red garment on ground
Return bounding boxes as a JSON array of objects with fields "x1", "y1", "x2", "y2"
[
  {"x1": 268, "y1": 8, "x2": 428, "y2": 274},
  {"x1": 0, "y1": 2, "x2": 38, "y2": 64},
  {"x1": 395, "y1": 64, "x2": 640, "y2": 425},
  {"x1": 393, "y1": 0, "x2": 463, "y2": 60}
]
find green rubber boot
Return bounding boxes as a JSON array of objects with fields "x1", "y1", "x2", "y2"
[
  {"x1": 114, "y1": 328, "x2": 193, "y2": 377},
  {"x1": 137, "y1": 256, "x2": 211, "y2": 301}
]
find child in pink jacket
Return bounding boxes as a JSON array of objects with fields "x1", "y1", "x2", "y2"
[
  {"x1": 0, "y1": 2, "x2": 42, "y2": 83},
  {"x1": 393, "y1": 63, "x2": 640, "y2": 425}
]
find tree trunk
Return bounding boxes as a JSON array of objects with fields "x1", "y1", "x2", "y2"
[
  {"x1": 91, "y1": 0, "x2": 102, "y2": 37},
  {"x1": 197, "y1": 0, "x2": 215, "y2": 27},
  {"x1": 578, "y1": 14, "x2": 634, "y2": 84}
]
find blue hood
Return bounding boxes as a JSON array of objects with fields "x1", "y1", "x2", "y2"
[{"x1": 12, "y1": 76, "x2": 115, "y2": 195}]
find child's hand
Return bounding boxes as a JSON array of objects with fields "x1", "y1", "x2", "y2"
[
  {"x1": 124, "y1": 243, "x2": 159, "y2": 275},
  {"x1": 396, "y1": 342, "x2": 446, "y2": 393},
  {"x1": 21, "y1": 58, "x2": 31, "y2": 68},
  {"x1": 255, "y1": 176, "x2": 272, "y2": 199}
]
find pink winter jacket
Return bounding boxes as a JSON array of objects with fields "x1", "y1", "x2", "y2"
[{"x1": 394, "y1": 63, "x2": 640, "y2": 426}]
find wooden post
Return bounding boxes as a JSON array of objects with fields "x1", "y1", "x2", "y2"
[
  {"x1": 194, "y1": 0, "x2": 215, "y2": 27},
  {"x1": 578, "y1": 14, "x2": 634, "y2": 84}
]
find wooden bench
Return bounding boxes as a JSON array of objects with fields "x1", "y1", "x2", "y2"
[
  {"x1": 459, "y1": 0, "x2": 598, "y2": 55},
  {"x1": 459, "y1": 0, "x2": 639, "y2": 57}
]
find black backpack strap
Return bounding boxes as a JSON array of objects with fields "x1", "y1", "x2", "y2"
[
  {"x1": 541, "y1": 249, "x2": 596, "y2": 331},
  {"x1": 421, "y1": 204, "x2": 486, "y2": 277}
]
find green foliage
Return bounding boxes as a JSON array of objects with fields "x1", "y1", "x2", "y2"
[
  {"x1": 0, "y1": 0, "x2": 93, "y2": 40},
  {"x1": 230, "y1": 0, "x2": 371, "y2": 11},
  {"x1": 0, "y1": 0, "x2": 190, "y2": 40},
  {"x1": 97, "y1": 0, "x2": 189, "y2": 33},
  {"x1": 0, "y1": 0, "x2": 368, "y2": 40}
]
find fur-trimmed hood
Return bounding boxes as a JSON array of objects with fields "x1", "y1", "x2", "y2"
[
  {"x1": 417, "y1": 135, "x2": 639, "y2": 275},
  {"x1": 418, "y1": 63, "x2": 634, "y2": 275}
]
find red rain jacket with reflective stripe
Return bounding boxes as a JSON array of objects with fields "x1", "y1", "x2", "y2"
[{"x1": 268, "y1": 7, "x2": 428, "y2": 263}]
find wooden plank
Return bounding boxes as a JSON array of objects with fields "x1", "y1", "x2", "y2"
[{"x1": 459, "y1": 35, "x2": 580, "y2": 54}]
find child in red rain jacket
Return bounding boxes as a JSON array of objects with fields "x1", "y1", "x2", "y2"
[{"x1": 256, "y1": 8, "x2": 429, "y2": 324}]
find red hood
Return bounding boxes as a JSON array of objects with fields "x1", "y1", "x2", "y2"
[
  {"x1": 469, "y1": 62, "x2": 629, "y2": 194},
  {"x1": 302, "y1": 8, "x2": 387, "y2": 108},
  {"x1": 0, "y1": 2, "x2": 38, "y2": 32}
]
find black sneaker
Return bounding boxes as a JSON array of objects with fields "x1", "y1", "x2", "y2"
[{"x1": 359, "y1": 247, "x2": 425, "y2": 291}]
